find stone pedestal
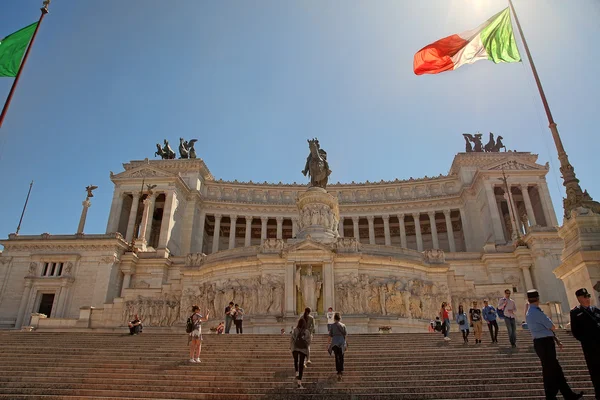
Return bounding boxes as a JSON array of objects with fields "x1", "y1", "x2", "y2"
[
  {"x1": 553, "y1": 207, "x2": 600, "y2": 308},
  {"x1": 295, "y1": 187, "x2": 339, "y2": 243}
]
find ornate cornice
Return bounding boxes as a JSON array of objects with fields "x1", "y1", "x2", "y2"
[
  {"x1": 122, "y1": 158, "x2": 213, "y2": 180},
  {"x1": 0, "y1": 233, "x2": 129, "y2": 253}
]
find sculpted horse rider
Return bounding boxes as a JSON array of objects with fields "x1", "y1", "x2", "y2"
[{"x1": 302, "y1": 138, "x2": 332, "y2": 189}]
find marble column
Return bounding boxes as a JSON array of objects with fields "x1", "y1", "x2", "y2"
[
  {"x1": 504, "y1": 191, "x2": 518, "y2": 240},
  {"x1": 367, "y1": 216, "x2": 375, "y2": 245},
  {"x1": 413, "y1": 213, "x2": 423, "y2": 252},
  {"x1": 15, "y1": 280, "x2": 33, "y2": 328},
  {"x1": 244, "y1": 216, "x2": 253, "y2": 247},
  {"x1": 55, "y1": 281, "x2": 70, "y2": 317},
  {"x1": 443, "y1": 209, "x2": 456, "y2": 252},
  {"x1": 138, "y1": 194, "x2": 155, "y2": 246},
  {"x1": 338, "y1": 217, "x2": 344, "y2": 238},
  {"x1": 397, "y1": 214, "x2": 407, "y2": 249},
  {"x1": 352, "y1": 217, "x2": 360, "y2": 240},
  {"x1": 520, "y1": 185, "x2": 537, "y2": 227},
  {"x1": 428, "y1": 211, "x2": 439, "y2": 249},
  {"x1": 106, "y1": 190, "x2": 124, "y2": 234},
  {"x1": 484, "y1": 183, "x2": 505, "y2": 243},
  {"x1": 284, "y1": 261, "x2": 296, "y2": 316},
  {"x1": 382, "y1": 215, "x2": 391, "y2": 246},
  {"x1": 521, "y1": 265, "x2": 534, "y2": 291},
  {"x1": 212, "y1": 214, "x2": 222, "y2": 254},
  {"x1": 229, "y1": 215, "x2": 237, "y2": 249},
  {"x1": 77, "y1": 199, "x2": 92, "y2": 234},
  {"x1": 459, "y1": 207, "x2": 472, "y2": 251},
  {"x1": 260, "y1": 217, "x2": 268, "y2": 243},
  {"x1": 125, "y1": 193, "x2": 140, "y2": 242},
  {"x1": 276, "y1": 217, "x2": 283, "y2": 240},
  {"x1": 158, "y1": 190, "x2": 176, "y2": 249},
  {"x1": 538, "y1": 182, "x2": 559, "y2": 227},
  {"x1": 193, "y1": 211, "x2": 206, "y2": 254},
  {"x1": 323, "y1": 262, "x2": 334, "y2": 311},
  {"x1": 291, "y1": 218, "x2": 298, "y2": 238}
]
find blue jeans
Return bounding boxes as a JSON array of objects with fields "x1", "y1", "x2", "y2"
[
  {"x1": 504, "y1": 317, "x2": 517, "y2": 345},
  {"x1": 327, "y1": 324, "x2": 333, "y2": 333},
  {"x1": 443, "y1": 318, "x2": 450, "y2": 337},
  {"x1": 225, "y1": 316, "x2": 233, "y2": 334}
]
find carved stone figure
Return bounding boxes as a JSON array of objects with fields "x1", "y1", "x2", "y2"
[
  {"x1": 155, "y1": 140, "x2": 176, "y2": 160},
  {"x1": 122, "y1": 293, "x2": 182, "y2": 327},
  {"x1": 64, "y1": 262, "x2": 73, "y2": 276},
  {"x1": 85, "y1": 185, "x2": 98, "y2": 198},
  {"x1": 301, "y1": 138, "x2": 331, "y2": 189},
  {"x1": 178, "y1": 138, "x2": 198, "y2": 159},
  {"x1": 260, "y1": 238, "x2": 284, "y2": 253},
  {"x1": 424, "y1": 249, "x2": 446, "y2": 263},
  {"x1": 462, "y1": 133, "x2": 483, "y2": 152},
  {"x1": 296, "y1": 265, "x2": 322, "y2": 311},
  {"x1": 28, "y1": 262, "x2": 37, "y2": 276}
]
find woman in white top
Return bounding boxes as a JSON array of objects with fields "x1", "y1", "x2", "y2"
[{"x1": 189, "y1": 305, "x2": 210, "y2": 363}]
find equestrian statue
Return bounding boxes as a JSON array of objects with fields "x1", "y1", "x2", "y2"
[
  {"x1": 463, "y1": 132, "x2": 506, "y2": 153},
  {"x1": 302, "y1": 138, "x2": 332, "y2": 189},
  {"x1": 154, "y1": 140, "x2": 176, "y2": 160}
]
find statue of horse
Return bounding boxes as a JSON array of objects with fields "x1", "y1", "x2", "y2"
[
  {"x1": 484, "y1": 132, "x2": 495, "y2": 152},
  {"x1": 462, "y1": 134, "x2": 473, "y2": 152},
  {"x1": 155, "y1": 143, "x2": 165, "y2": 158},
  {"x1": 492, "y1": 136, "x2": 506, "y2": 152},
  {"x1": 472, "y1": 133, "x2": 483, "y2": 152},
  {"x1": 304, "y1": 138, "x2": 331, "y2": 189},
  {"x1": 163, "y1": 140, "x2": 176, "y2": 159}
]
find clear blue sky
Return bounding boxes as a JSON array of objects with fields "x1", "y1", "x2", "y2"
[{"x1": 0, "y1": 0, "x2": 598, "y2": 239}]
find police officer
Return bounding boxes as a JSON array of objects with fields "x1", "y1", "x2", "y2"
[
  {"x1": 525, "y1": 289, "x2": 583, "y2": 400},
  {"x1": 569, "y1": 288, "x2": 600, "y2": 399}
]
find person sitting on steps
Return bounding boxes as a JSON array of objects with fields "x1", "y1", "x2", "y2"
[{"x1": 128, "y1": 314, "x2": 142, "y2": 335}]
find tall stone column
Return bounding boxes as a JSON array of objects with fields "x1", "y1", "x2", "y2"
[
  {"x1": 352, "y1": 217, "x2": 360, "y2": 240},
  {"x1": 260, "y1": 217, "x2": 268, "y2": 243},
  {"x1": 338, "y1": 217, "x2": 344, "y2": 238},
  {"x1": 106, "y1": 190, "x2": 124, "y2": 234},
  {"x1": 382, "y1": 215, "x2": 391, "y2": 246},
  {"x1": 158, "y1": 190, "x2": 176, "y2": 250},
  {"x1": 428, "y1": 211, "x2": 439, "y2": 249},
  {"x1": 142, "y1": 194, "x2": 157, "y2": 245},
  {"x1": 459, "y1": 207, "x2": 472, "y2": 251},
  {"x1": 77, "y1": 199, "x2": 92, "y2": 234},
  {"x1": 121, "y1": 273, "x2": 132, "y2": 296},
  {"x1": 284, "y1": 261, "x2": 296, "y2": 316},
  {"x1": 443, "y1": 209, "x2": 456, "y2": 252},
  {"x1": 193, "y1": 211, "x2": 206, "y2": 254},
  {"x1": 484, "y1": 182, "x2": 505, "y2": 243},
  {"x1": 521, "y1": 265, "x2": 534, "y2": 291},
  {"x1": 538, "y1": 182, "x2": 559, "y2": 227},
  {"x1": 228, "y1": 215, "x2": 237, "y2": 249},
  {"x1": 244, "y1": 216, "x2": 253, "y2": 247},
  {"x1": 291, "y1": 218, "x2": 298, "y2": 238},
  {"x1": 520, "y1": 185, "x2": 537, "y2": 227},
  {"x1": 15, "y1": 280, "x2": 33, "y2": 328},
  {"x1": 276, "y1": 217, "x2": 283, "y2": 240},
  {"x1": 504, "y1": 191, "x2": 518, "y2": 240},
  {"x1": 413, "y1": 212, "x2": 423, "y2": 252},
  {"x1": 397, "y1": 214, "x2": 407, "y2": 248},
  {"x1": 125, "y1": 193, "x2": 140, "y2": 242},
  {"x1": 367, "y1": 216, "x2": 375, "y2": 245},
  {"x1": 212, "y1": 214, "x2": 222, "y2": 254},
  {"x1": 323, "y1": 262, "x2": 334, "y2": 311}
]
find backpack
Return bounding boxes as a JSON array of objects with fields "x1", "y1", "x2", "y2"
[
  {"x1": 434, "y1": 320, "x2": 443, "y2": 332},
  {"x1": 185, "y1": 315, "x2": 195, "y2": 334},
  {"x1": 294, "y1": 329, "x2": 309, "y2": 349}
]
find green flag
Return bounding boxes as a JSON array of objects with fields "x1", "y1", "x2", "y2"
[{"x1": 0, "y1": 22, "x2": 38, "y2": 77}]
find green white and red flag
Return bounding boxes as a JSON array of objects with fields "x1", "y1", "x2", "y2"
[{"x1": 413, "y1": 8, "x2": 521, "y2": 75}]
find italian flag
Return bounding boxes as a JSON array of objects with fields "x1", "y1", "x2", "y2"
[{"x1": 413, "y1": 8, "x2": 521, "y2": 75}]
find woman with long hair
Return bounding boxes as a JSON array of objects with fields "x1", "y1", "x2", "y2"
[
  {"x1": 302, "y1": 307, "x2": 315, "y2": 365},
  {"x1": 456, "y1": 305, "x2": 470, "y2": 343},
  {"x1": 290, "y1": 317, "x2": 311, "y2": 389},
  {"x1": 327, "y1": 312, "x2": 348, "y2": 381},
  {"x1": 188, "y1": 305, "x2": 210, "y2": 362}
]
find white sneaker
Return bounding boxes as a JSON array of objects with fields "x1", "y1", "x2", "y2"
[
  {"x1": 195, "y1": 358, "x2": 201, "y2": 363},
  {"x1": 444, "y1": 337, "x2": 451, "y2": 341},
  {"x1": 189, "y1": 358, "x2": 196, "y2": 363}
]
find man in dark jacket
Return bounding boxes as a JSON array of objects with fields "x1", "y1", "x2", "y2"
[{"x1": 570, "y1": 288, "x2": 600, "y2": 399}]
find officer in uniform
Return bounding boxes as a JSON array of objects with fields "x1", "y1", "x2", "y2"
[
  {"x1": 570, "y1": 288, "x2": 600, "y2": 399},
  {"x1": 525, "y1": 289, "x2": 583, "y2": 400}
]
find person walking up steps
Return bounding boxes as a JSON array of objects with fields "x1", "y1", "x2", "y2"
[
  {"x1": 327, "y1": 312, "x2": 347, "y2": 381},
  {"x1": 302, "y1": 307, "x2": 315, "y2": 365},
  {"x1": 440, "y1": 302, "x2": 452, "y2": 341},
  {"x1": 187, "y1": 305, "x2": 210, "y2": 363},
  {"x1": 456, "y1": 305, "x2": 470, "y2": 343},
  {"x1": 483, "y1": 299, "x2": 498, "y2": 343},
  {"x1": 290, "y1": 317, "x2": 311, "y2": 389},
  {"x1": 469, "y1": 301, "x2": 483, "y2": 344}
]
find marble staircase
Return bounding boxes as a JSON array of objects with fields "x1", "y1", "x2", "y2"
[{"x1": 0, "y1": 331, "x2": 595, "y2": 399}]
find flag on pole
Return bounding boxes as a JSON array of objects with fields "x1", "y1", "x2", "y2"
[
  {"x1": 0, "y1": 22, "x2": 38, "y2": 78},
  {"x1": 413, "y1": 8, "x2": 521, "y2": 75}
]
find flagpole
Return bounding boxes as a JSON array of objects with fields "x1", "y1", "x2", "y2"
[
  {"x1": 507, "y1": 0, "x2": 598, "y2": 219},
  {"x1": 0, "y1": 1, "x2": 50, "y2": 130},
  {"x1": 15, "y1": 180, "x2": 34, "y2": 235}
]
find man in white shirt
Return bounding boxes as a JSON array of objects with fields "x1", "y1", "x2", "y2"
[
  {"x1": 326, "y1": 307, "x2": 335, "y2": 333},
  {"x1": 498, "y1": 288, "x2": 517, "y2": 348}
]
